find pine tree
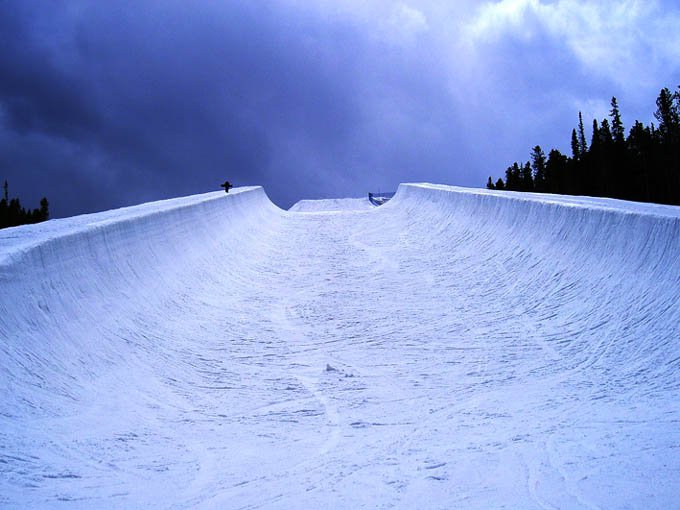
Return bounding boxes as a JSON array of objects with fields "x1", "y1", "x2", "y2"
[
  {"x1": 590, "y1": 119, "x2": 600, "y2": 149},
  {"x1": 504, "y1": 166, "x2": 514, "y2": 190},
  {"x1": 546, "y1": 149, "x2": 569, "y2": 194},
  {"x1": 653, "y1": 87, "x2": 680, "y2": 203},
  {"x1": 610, "y1": 97, "x2": 625, "y2": 144},
  {"x1": 495, "y1": 178, "x2": 505, "y2": 190},
  {"x1": 505, "y1": 163, "x2": 522, "y2": 191},
  {"x1": 578, "y1": 112, "x2": 588, "y2": 155},
  {"x1": 596, "y1": 119, "x2": 613, "y2": 195},
  {"x1": 627, "y1": 120, "x2": 652, "y2": 201},
  {"x1": 39, "y1": 198, "x2": 49, "y2": 221},
  {"x1": 486, "y1": 177, "x2": 495, "y2": 190},
  {"x1": 531, "y1": 145, "x2": 547, "y2": 192},
  {"x1": 654, "y1": 87, "x2": 680, "y2": 141},
  {"x1": 520, "y1": 162, "x2": 534, "y2": 191},
  {"x1": 599, "y1": 118, "x2": 613, "y2": 144},
  {"x1": 571, "y1": 129, "x2": 580, "y2": 160}
]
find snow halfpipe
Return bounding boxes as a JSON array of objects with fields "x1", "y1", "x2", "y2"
[{"x1": 1, "y1": 184, "x2": 680, "y2": 508}]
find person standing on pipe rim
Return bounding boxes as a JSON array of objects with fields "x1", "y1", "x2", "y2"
[{"x1": 220, "y1": 181, "x2": 232, "y2": 193}]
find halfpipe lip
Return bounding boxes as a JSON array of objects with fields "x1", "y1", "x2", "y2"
[
  {"x1": 4, "y1": 181, "x2": 680, "y2": 269},
  {"x1": 395, "y1": 182, "x2": 680, "y2": 219},
  {"x1": 0, "y1": 186, "x2": 269, "y2": 268}
]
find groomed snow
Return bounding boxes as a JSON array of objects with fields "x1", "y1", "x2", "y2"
[
  {"x1": 1, "y1": 183, "x2": 679, "y2": 508},
  {"x1": 289, "y1": 197, "x2": 375, "y2": 212}
]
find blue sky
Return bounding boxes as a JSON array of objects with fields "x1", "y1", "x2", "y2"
[{"x1": 1, "y1": 0, "x2": 679, "y2": 216}]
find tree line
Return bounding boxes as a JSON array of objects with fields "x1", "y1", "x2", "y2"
[
  {"x1": 487, "y1": 86, "x2": 680, "y2": 206},
  {"x1": 0, "y1": 181, "x2": 50, "y2": 229}
]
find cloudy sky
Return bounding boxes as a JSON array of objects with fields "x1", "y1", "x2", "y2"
[{"x1": 1, "y1": 0, "x2": 679, "y2": 217}]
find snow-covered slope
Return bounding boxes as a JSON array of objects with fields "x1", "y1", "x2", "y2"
[
  {"x1": 1, "y1": 184, "x2": 679, "y2": 508},
  {"x1": 289, "y1": 196, "x2": 375, "y2": 212}
]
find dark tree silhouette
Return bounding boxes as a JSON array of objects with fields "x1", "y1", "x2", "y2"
[
  {"x1": 485, "y1": 85, "x2": 680, "y2": 206},
  {"x1": 610, "y1": 97, "x2": 625, "y2": 144},
  {"x1": 654, "y1": 87, "x2": 679, "y2": 139},
  {"x1": 546, "y1": 149, "x2": 569, "y2": 194},
  {"x1": 39, "y1": 198, "x2": 49, "y2": 221},
  {"x1": 520, "y1": 162, "x2": 534, "y2": 191},
  {"x1": 504, "y1": 162, "x2": 521, "y2": 191},
  {"x1": 531, "y1": 146, "x2": 547, "y2": 192},
  {"x1": 571, "y1": 129, "x2": 580, "y2": 160},
  {"x1": 578, "y1": 111, "x2": 588, "y2": 155},
  {"x1": 0, "y1": 181, "x2": 50, "y2": 229}
]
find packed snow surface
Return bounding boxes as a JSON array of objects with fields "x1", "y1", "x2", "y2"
[
  {"x1": 1, "y1": 184, "x2": 680, "y2": 509},
  {"x1": 289, "y1": 197, "x2": 375, "y2": 212}
]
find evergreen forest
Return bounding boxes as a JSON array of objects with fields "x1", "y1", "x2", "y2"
[
  {"x1": 486, "y1": 86, "x2": 680, "y2": 206},
  {"x1": 0, "y1": 181, "x2": 50, "y2": 229}
]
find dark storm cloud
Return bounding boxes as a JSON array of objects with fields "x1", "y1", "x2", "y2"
[
  {"x1": 0, "y1": 1, "x2": 375, "y2": 215},
  {"x1": 0, "y1": 6, "x2": 100, "y2": 140},
  {"x1": 1, "y1": 0, "x2": 679, "y2": 217}
]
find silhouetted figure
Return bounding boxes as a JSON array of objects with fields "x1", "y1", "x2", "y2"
[{"x1": 220, "y1": 181, "x2": 232, "y2": 193}]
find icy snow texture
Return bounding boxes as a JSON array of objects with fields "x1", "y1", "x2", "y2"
[{"x1": 1, "y1": 183, "x2": 680, "y2": 509}]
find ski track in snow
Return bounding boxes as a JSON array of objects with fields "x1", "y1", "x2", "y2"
[{"x1": 1, "y1": 184, "x2": 680, "y2": 508}]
